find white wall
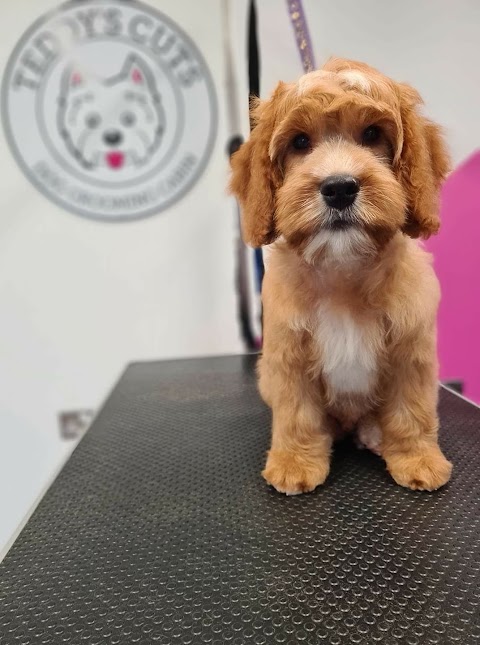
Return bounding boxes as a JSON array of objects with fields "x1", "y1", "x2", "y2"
[{"x1": 0, "y1": 0, "x2": 245, "y2": 553}]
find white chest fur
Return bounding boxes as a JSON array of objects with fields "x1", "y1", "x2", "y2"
[{"x1": 315, "y1": 303, "x2": 378, "y2": 396}]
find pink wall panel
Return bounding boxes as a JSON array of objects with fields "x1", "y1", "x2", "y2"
[{"x1": 425, "y1": 151, "x2": 480, "y2": 402}]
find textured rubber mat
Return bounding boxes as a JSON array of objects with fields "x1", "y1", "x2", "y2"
[{"x1": 1, "y1": 355, "x2": 480, "y2": 645}]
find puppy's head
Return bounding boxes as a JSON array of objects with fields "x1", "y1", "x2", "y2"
[{"x1": 230, "y1": 58, "x2": 449, "y2": 263}]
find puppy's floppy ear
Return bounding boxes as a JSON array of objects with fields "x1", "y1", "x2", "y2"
[
  {"x1": 230, "y1": 85, "x2": 286, "y2": 247},
  {"x1": 395, "y1": 83, "x2": 450, "y2": 239}
]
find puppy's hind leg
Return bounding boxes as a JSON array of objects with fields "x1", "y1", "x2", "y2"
[
  {"x1": 257, "y1": 355, "x2": 273, "y2": 408},
  {"x1": 355, "y1": 415, "x2": 383, "y2": 456}
]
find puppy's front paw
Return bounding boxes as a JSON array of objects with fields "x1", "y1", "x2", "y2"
[
  {"x1": 262, "y1": 451, "x2": 330, "y2": 495},
  {"x1": 386, "y1": 445, "x2": 452, "y2": 491}
]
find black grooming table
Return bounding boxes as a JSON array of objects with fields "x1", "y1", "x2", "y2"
[{"x1": 1, "y1": 355, "x2": 480, "y2": 645}]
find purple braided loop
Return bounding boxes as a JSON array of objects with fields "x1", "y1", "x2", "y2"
[{"x1": 286, "y1": 0, "x2": 316, "y2": 73}]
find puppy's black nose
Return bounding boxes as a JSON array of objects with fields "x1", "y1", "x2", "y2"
[
  {"x1": 320, "y1": 175, "x2": 360, "y2": 210},
  {"x1": 103, "y1": 130, "x2": 123, "y2": 147}
]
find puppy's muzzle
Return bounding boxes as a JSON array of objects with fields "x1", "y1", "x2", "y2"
[{"x1": 320, "y1": 175, "x2": 360, "y2": 210}]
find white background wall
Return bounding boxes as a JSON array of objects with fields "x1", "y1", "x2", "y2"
[{"x1": 0, "y1": 0, "x2": 246, "y2": 553}]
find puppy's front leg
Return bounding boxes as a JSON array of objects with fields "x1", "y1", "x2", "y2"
[
  {"x1": 260, "y1": 360, "x2": 332, "y2": 495},
  {"x1": 380, "y1": 356, "x2": 452, "y2": 492}
]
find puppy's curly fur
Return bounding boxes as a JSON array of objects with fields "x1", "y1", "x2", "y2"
[{"x1": 230, "y1": 58, "x2": 452, "y2": 495}]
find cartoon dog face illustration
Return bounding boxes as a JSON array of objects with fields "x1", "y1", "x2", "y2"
[{"x1": 57, "y1": 54, "x2": 165, "y2": 170}]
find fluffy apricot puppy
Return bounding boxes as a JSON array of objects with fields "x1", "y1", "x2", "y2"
[{"x1": 230, "y1": 58, "x2": 452, "y2": 495}]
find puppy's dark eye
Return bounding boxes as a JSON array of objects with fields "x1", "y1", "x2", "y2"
[
  {"x1": 292, "y1": 133, "x2": 311, "y2": 151},
  {"x1": 85, "y1": 113, "x2": 101, "y2": 129},
  {"x1": 362, "y1": 125, "x2": 382, "y2": 145}
]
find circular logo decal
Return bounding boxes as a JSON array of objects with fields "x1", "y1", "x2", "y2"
[{"x1": 2, "y1": 0, "x2": 217, "y2": 221}]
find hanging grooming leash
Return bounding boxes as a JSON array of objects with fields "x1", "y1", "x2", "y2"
[
  {"x1": 286, "y1": 0, "x2": 316, "y2": 73},
  {"x1": 223, "y1": 0, "x2": 262, "y2": 351}
]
